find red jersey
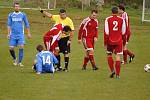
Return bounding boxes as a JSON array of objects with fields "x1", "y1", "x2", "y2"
[
  {"x1": 104, "y1": 15, "x2": 126, "y2": 46},
  {"x1": 121, "y1": 12, "x2": 131, "y2": 42},
  {"x1": 78, "y1": 17, "x2": 98, "y2": 40},
  {"x1": 43, "y1": 24, "x2": 63, "y2": 51}
]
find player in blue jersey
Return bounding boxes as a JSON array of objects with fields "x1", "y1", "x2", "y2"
[
  {"x1": 33, "y1": 44, "x2": 58, "y2": 74},
  {"x1": 7, "y1": 2, "x2": 31, "y2": 66}
]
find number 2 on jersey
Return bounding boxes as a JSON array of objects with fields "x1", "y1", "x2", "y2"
[
  {"x1": 113, "y1": 21, "x2": 118, "y2": 31},
  {"x1": 42, "y1": 56, "x2": 51, "y2": 65}
]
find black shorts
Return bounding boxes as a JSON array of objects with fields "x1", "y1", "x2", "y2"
[{"x1": 58, "y1": 36, "x2": 70, "y2": 54}]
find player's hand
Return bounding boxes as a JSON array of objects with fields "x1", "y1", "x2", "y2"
[
  {"x1": 7, "y1": 34, "x2": 10, "y2": 39},
  {"x1": 104, "y1": 45, "x2": 107, "y2": 51},
  {"x1": 94, "y1": 37, "x2": 98, "y2": 42},
  {"x1": 78, "y1": 40, "x2": 82, "y2": 44},
  {"x1": 27, "y1": 33, "x2": 32, "y2": 39}
]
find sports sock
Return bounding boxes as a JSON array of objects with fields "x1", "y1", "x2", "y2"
[
  {"x1": 18, "y1": 48, "x2": 24, "y2": 63},
  {"x1": 64, "y1": 57, "x2": 69, "y2": 69},
  {"x1": 123, "y1": 50, "x2": 128, "y2": 63},
  {"x1": 127, "y1": 49, "x2": 134, "y2": 57},
  {"x1": 107, "y1": 56, "x2": 114, "y2": 72},
  {"x1": 9, "y1": 49, "x2": 16, "y2": 60},
  {"x1": 89, "y1": 55, "x2": 96, "y2": 68},
  {"x1": 56, "y1": 55, "x2": 61, "y2": 68},
  {"x1": 115, "y1": 61, "x2": 121, "y2": 76},
  {"x1": 83, "y1": 56, "x2": 89, "y2": 67}
]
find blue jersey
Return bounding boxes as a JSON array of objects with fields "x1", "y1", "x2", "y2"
[
  {"x1": 36, "y1": 51, "x2": 58, "y2": 73},
  {"x1": 7, "y1": 11, "x2": 30, "y2": 37}
]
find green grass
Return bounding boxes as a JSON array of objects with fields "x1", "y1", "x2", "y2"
[{"x1": 0, "y1": 7, "x2": 150, "y2": 100}]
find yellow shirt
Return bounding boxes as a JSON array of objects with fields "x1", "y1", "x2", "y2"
[{"x1": 51, "y1": 15, "x2": 74, "y2": 38}]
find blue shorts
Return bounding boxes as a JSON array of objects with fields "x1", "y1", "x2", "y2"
[{"x1": 9, "y1": 36, "x2": 25, "y2": 46}]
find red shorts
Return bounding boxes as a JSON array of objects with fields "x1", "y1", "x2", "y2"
[
  {"x1": 82, "y1": 38, "x2": 94, "y2": 50},
  {"x1": 107, "y1": 43, "x2": 123, "y2": 54},
  {"x1": 43, "y1": 37, "x2": 59, "y2": 53}
]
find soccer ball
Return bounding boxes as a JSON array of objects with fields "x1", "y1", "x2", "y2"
[{"x1": 144, "y1": 64, "x2": 150, "y2": 72}]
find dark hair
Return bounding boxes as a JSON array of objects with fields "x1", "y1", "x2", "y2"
[
  {"x1": 91, "y1": 10, "x2": 98, "y2": 14},
  {"x1": 36, "y1": 44, "x2": 44, "y2": 52},
  {"x1": 63, "y1": 26, "x2": 71, "y2": 32},
  {"x1": 59, "y1": 8, "x2": 66, "y2": 13},
  {"x1": 111, "y1": 7, "x2": 118, "y2": 14},
  {"x1": 118, "y1": 4, "x2": 125, "y2": 11},
  {"x1": 14, "y1": 2, "x2": 19, "y2": 6}
]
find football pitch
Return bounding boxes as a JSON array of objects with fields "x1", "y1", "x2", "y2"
[{"x1": 0, "y1": 8, "x2": 150, "y2": 100}]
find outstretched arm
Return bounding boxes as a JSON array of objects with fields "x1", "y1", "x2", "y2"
[{"x1": 40, "y1": 10, "x2": 53, "y2": 18}]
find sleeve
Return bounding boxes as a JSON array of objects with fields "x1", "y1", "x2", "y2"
[
  {"x1": 104, "y1": 18, "x2": 109, "y2": 46},
  {"x1": 23, "y1": 13, "x2": 30, "y2": 28},
  {"x1": 36, "y1": 55, "x2": 43, "y2": 73},
  {"x1": 7, "y1": 13, "x2": 12, "y2": 27},
  {"x1": 50, "y1": 15, "x2": 58, "y2": 21},
  {"x1": 68, "y1": 18, "x2": 75, "y2": 31},
  {"x1": 94, "y1": 20, "x2": 99, "y2": 38},
  {"x1": 52, "y1": 53, "x2": 58, "y2": 64},
  {"x1": 78, "y1": 21, "x2": 84, "y2": 40},
  {"x1": 122, "y1": 19, "x2": 127, "y2": 46}
]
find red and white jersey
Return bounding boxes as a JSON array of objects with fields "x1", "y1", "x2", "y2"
[
  {"x1": 104, "y1": 15, "x2": 126, "y2": 46},
  {"x1": 121, "y1": 12, "x2": 131, "y2": 42},
  {"x1": 78, "y1": 17, "x2": 98, "y2": 40},
  {"x1": 43, "y1": 24, "x2": 63, "y2": 51}
]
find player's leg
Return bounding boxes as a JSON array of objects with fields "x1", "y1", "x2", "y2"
[
  {"x1": 9, "y1": 37, "x2": 17, "y2": 65},
  {"x1": 127, "y1": 49, "x2": 135, "y2": 63},
  {"x1": 107, "y1": 45, "x2": 115, "y2": 78},
  {"x1": 86, "y1": 38, "x2": 98, "y2": 70},
  {"x1": 82, "y1": 38, "x2": 89, "y2": 70},
  {"x1": 63, "y1": 53, "x2": 69, "y2": 72},
  {"x1": 54, "y1": 47, "x2": 62, "y2": 71},
  {"x1": 18, "y1": 37, "x2": 25, "y2": 66}
]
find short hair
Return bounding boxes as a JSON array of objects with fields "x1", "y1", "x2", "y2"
[
  {"x1": 59, "y1": 8, "x2": 66, "y2": 13},
  {"x1": 36, "y1": 44, "x2": 44, "y2": 52},
  {"x1": 91, "y1": 10, "x2": 98, "y2": 14},
  {"x1": 63, "y1": 26, "x2": 72, "y2": 32},
  {"x1": 111, "y1": 7, "x2": 118, "y2": 14},
  {"x1": 14, "y1": 2, "x2": 19, "y2": 6},
  {"x1": 118, "y1": 4, "x2": 125, "y2": 11}
]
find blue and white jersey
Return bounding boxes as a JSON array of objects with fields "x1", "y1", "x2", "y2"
[
  {"x1": 36, "y1": 51, "x2": 58, "y2": 73},
  {"x1": 7, "y1": 11, "x2": 30, "y2": 37}
]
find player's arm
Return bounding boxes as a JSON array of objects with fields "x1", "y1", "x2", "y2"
[
  {"x1": 68, "y1": 19, "x2": 75, "y2": 43},
  {"x1": 94, "y1": 20, "x2": 99, "y2": 42},
  {"x1": 122, "y1": 19, "x2": 127, "y2": 46},
  {"x1": 36, "y1": 55, "x2": 43, "y2": 74},
  {"x1": 7, "y1": 13, "x2": 12, "y2": 39},
  {"x1": 23, "y1": 13, "x2": 31, "y2": 39},
  {"x1": 78, "y1": 22, "x2": 84, "y2": 44},
  {"x1": 40, "y1": 10, "x2": 52, "y2": 18},
  {"x1": 104, "y1": 18, "x2": 109, "y2": 49},
  {"x1": 52, "y1": 53, "x2": 58, "y2": 64}
]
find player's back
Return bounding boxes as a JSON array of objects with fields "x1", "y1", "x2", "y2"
[
  {"x1": 38, "y1": 51, "x2": 57, "y2": 71},
  {"x1": 105, "y1": 15, "x2": 124, "y2": 45}
]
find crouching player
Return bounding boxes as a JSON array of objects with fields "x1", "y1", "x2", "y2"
[
  {"x1": 43, "y1": 24, "x2": 72, "y2": 71},
  {"x1": 104, "y1": 7, "x2": 126, "y2": 79},
  {"x1": 33, "y1": 44, "x2": 58, "y2": 74}
]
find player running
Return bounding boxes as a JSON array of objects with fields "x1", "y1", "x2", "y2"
[
  {"x1": 78, "y1": 10, "x2": 99, "y2": 70},
  {"x1": 7, "y1": 2, "x2": 31, "y2": 66},
  {"x1": 104, "y1": 7, "x2": 126, "y2": 79}
]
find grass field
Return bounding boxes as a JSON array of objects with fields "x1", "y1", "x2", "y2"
[{"x1": 0, "y1": 7, "x2": 150, "y2": 100}]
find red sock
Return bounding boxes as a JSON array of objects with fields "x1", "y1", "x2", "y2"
[
  {"x1": 89, "y1": 55, "x2": 96, "y2": 68},
  {"x1": 107, "y1": 56, "x2": 114, "y2": 72},
  {"x1": 115, "y1": 61, "x2": 121, "y2": 76},
  {"x1": 83, "y1": 57, "x2": 89, "y2": 67},
  {"x1": 127, "y1": 49, "x2": 134, "y2": 57},
  {"x1": 123, "y1": 50, "x2": 128, "y2": 63}
]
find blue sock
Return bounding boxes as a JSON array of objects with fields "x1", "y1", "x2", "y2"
[{"x1": 18, "y1": 48, "x2": 24, "y2": 63}]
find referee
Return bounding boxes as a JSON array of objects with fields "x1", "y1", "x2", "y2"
[{"x1": 40, "y1": 8, "x2": 74, "y2": 72}]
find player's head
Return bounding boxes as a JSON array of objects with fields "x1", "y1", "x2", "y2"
[
  {"x1": 118, "y1": 4, "x2": 125, "y2": 14},
  {"x1": 111, "y1": 6, "x2": 118, "y2": 14},
  {"x1": 62, "y1": 25, "x2": 72, "y2": 34},
  {"x1": 14, "y1": 2, "x2": 20, "y2": 12},
  {"x1": 36, "y1": 44, "x2": 44, "y2": 52},
  {"x1": 90, "y1": 10, "x2": 98, "y2": 19},
  {"x1": 59, "y1": 8, "x2": 67, "y2": 19}
]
